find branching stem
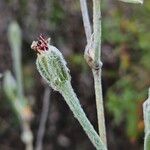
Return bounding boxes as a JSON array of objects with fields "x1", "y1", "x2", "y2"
[{"x1": 80, "y1": 0, "x2": 107, "y2": 145}]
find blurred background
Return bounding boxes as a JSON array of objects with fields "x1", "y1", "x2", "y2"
[{"x1": 0, "y1": 0, "x2": 150, "y2": 150}]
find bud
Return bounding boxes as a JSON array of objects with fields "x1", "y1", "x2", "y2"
[{"x1": 31, "y1": 35, "x2": 70, "y2": 91}]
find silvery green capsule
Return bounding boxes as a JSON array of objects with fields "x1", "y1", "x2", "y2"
[{"x1": 31, "y1": 35, "x2": 70, "y2": 91}]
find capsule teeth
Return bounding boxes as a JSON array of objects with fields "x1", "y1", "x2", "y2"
[
  {"x1": 31, "y1": 35, "x2": 50, "y2": 53},
  {"x1": 34, "y1": 43, "x2": 71, "y2": 91},
  {"x1": 39, "y1": 35, "x2": 47, "y2": 44}
]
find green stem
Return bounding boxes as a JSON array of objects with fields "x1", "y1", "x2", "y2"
[
  {"x1": 59, "y1": 81, "x2": 106, "y2": 150},
  {"x1": 93, "y1": 0, "x2": 107, "y2": 145},
  {"x1": 144, "y1": 131, "x2": 150, "y2": 150},
  {"x1": 143, "y1": 89, "x2": 150, "y2": 150},
  {"x1": 80, "y1": 0, "x2": 92, "y2": 42},
  {"x1": 93, "y1": 0, "x2": 101, "y2": 63},
  {"x1": 92, "y1": 68, "x2": 106, "y2": 145}
]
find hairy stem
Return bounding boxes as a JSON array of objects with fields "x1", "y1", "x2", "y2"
[
  {"x1": 59, "y1": 81, "x2": 106, "y2": 150},
  {"x1": 80, "y1": 0, "x2": 92, "y2": 42},
  {"x1": 93, "y1": 0, "x2": 101, "y2": 62},
  {"x1": 144, "y1": 131, "x2": 150, "y2": 150},
  {"x1": 92, "y1": 0, "x2": 107, "y2": 145},
  {"x1": 92, "y1": 67, "x2": 106, "y2": 144},
  {"x1": 80, "y1": 0, "x2": 107, "y2": 145}
]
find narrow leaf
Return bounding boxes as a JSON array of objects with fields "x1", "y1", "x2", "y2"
[{"x1": 119, "y1": 0, "x2": 143, "y2": 4}]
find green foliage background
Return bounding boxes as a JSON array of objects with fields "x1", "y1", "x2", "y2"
[{"x1": 104, "y1": 0, "x2": 150, "y2": 141}]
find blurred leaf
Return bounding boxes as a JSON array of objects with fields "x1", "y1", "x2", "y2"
[
  {"x1": 3, "y1": 71, "x2": 32, "y2": 122},
  {"x1": 8, "y1": 21, "x2": 24, "y2": 98},
  {"x1": 8, "y1": 21, "x2": 22, "y2": 53},
  {"x1": 3, "y1": 71, "x2": 17, "y2": 100},
  {"x1": 119, "y1": 0, "x2": 143, "y2": 4}
]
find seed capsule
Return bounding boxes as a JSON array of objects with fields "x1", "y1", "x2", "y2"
[{"x1": 31, "y1": 35, "x2": 70, "y2": 91}]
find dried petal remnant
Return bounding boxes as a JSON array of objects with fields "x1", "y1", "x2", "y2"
[{"x1": 31, "y1": 35, "x2": 50, "y2": 54}]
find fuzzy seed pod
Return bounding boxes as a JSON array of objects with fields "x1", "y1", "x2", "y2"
[{"x1": 31, "y1": 35, "x2": 70, "y2": 91}]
